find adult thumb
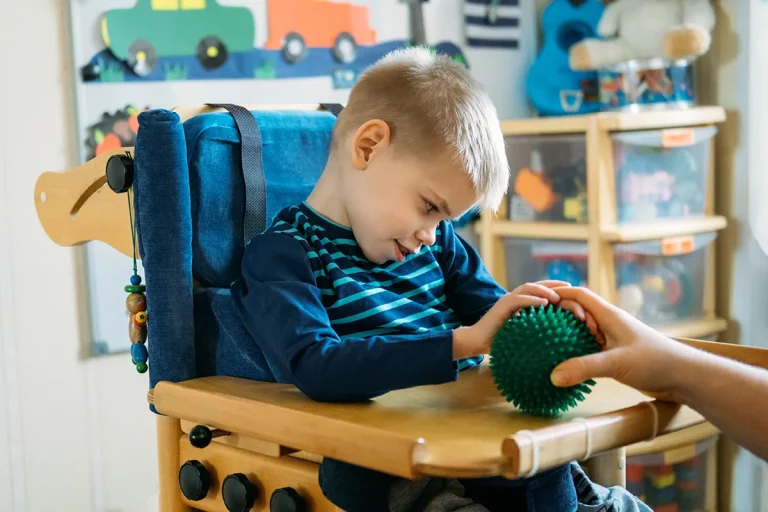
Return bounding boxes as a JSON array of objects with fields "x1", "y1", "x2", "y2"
[{"x1": 550, "y1": 351, "x2": 616, "y2": 387}]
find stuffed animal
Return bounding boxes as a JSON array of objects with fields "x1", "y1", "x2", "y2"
[{"x1": 568, "y1": 0, "x2": 715, "y2": 70}]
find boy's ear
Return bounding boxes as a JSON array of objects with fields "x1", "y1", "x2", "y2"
[{"x1": 351, "y1": 119, "x2": 391, "y2": 170}]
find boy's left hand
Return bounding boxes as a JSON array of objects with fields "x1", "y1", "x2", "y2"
[{"x1": 454, "y1": 281, "x2": 600, "y2": 358}]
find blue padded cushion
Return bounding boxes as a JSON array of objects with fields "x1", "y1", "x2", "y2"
[
  {"x1": 184, "y1": 110, "x2": 336, "y2": 287},
  {"x1": 134, "y1": 108, "x2": 336, "y2": 394},
  {"x1": 134, "y1": 109, "x2": 196, "y2": 392}
]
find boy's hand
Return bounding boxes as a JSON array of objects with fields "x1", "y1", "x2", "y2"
[
  {"x1": 453, "y1": 280, "x2": 597, "y2": 360},
  {"x1": 549, "y1": 286, "x2": 695, "y2": 399}
]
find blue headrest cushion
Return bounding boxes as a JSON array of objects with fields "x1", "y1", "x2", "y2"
[{"x1": 184, "y1": 110, "x2": 336, "y2": 287}]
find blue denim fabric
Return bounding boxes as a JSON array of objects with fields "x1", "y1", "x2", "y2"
[
  {"x1": 461, "y1": 464, "x2": 577, "y2": 512},
  {"x1": 134, "y1": 109, "x2": 196, "y2": 395},
  {"x1": 321, "y1": 459, "x2": 576, "y2": 512}
]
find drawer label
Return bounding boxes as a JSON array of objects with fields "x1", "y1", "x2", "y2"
[
  {"x1": 662, "y1": 129, "x2": 695, "y2": 148},
  {"x1": 661, "y1": 236, "x2": 695, "y2": 255}
]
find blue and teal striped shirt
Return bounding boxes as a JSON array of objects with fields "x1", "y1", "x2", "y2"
[{"x1": 231, "y1": 202, "x2": 505, "y2": 402}]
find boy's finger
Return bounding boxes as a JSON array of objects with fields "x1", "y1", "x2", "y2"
[
  {"x1": 516, "y1": 283, "x2": 560, "y2": 302},
  {"x1": 550, "y1": 350, "x2": 617, "y2": 387},
  {"x1": 536, "y1": 280, "x2": 573, "y2": 289},
  {"x1": 496, "y1": 294, "x2": 548, "y2": 320}
]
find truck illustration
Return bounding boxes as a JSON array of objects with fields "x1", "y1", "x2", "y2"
[
  {"x1": 263, "y1": 0, "x2": 377, "y2": 64},
  {"x1": 100, "y1": 0, "x2": 376, "y2": 76}
]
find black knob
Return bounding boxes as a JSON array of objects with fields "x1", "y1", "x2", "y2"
[
  {"x1": 222, "y1": 473, "x2": 258, "y2": 512},
  {"x1": 178, "y1": 460, "x2": 210, "y2": 501},
  {"x1": 106, "y1": 153, "x2": 134, "y2": 193},
  {"x1": 189, "y1": 425, "x2": 229, "y2": 448},
  {"x1": 270, "y1": 487, "x2": 306, "y2": 512},
  {"x1": 80, "y1": 62, "x2": 101, "y2": 82}
]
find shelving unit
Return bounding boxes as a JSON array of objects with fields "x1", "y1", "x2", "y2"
[
  {"x1": 480, "y1": 106, "x2": 728, "y2": 341},
  {"x1": 480, "y1": 105, "x2": 727, "y2": 512}
]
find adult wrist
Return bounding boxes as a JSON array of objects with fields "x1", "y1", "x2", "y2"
[{"x1": 663, "y1": 343, "x2": 707, "y2": 404}]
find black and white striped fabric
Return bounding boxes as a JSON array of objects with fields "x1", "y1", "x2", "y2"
[{"x1": 464, "y1": 0, "x2": 520, "y2": 49}]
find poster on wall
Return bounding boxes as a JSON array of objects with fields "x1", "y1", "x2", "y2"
[
  {"x1": 80, "y1": 0, "x2": 468, "y2": 87},
  {"x1": 69, "y1": 0, "x2": 536, "y2": 356}
]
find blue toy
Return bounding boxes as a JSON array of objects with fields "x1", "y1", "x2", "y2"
[{"x1": 526, "y1": 0, "x2": 605, "y2": 116}]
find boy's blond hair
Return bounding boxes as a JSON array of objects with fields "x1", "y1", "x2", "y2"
[{"x1": 332, "y1": 47, "x2": 509, "y2": 212}]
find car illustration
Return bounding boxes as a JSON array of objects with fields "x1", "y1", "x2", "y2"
[{"x1": 101, "y1": 0, "x2": 256, "y2": 76}]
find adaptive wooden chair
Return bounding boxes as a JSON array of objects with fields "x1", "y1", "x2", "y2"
[{"x1": 33, "y1": 104, "x2": 767, "y2": 512}]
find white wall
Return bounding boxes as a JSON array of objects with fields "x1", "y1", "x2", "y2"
[
  {"x1": 0, "y1": 1, "x2": 158, "y2": 511},
  {"x1": 0, "y1": 1, "x2": 762, "y2": 512}
]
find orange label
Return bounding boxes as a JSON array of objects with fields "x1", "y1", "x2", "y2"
[
  {"x1": 661, "y1": 236, "x2": 695, "y2": 255},
  {"x1": 661, "y1": 128, "x2": 695, "y2": 148}
]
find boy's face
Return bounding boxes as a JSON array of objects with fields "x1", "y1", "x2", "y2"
[{"x1": 342, "y1": 122, "x2": 478, "y2": 264}]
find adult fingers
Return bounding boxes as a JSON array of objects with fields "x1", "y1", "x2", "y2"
[
  {"x1": 550, "y1": 350, "x2": 619, "y2": 387},
  {"x1": 552, "y1": 286, "x2": 616, "y2": 324},
  {"x1": 558, "y1": 299, "x2": 585, "y2": 321}
]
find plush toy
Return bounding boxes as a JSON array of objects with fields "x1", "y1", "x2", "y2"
[{"x1": 569, "y1": 0, "x2": 716, "y2": 71}]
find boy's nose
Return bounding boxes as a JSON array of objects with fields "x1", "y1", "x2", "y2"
[{"x1": 416, "y1": 226, "x2": 437, "y2": 246}]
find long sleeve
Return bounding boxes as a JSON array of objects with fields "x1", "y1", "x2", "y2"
[
  {"x1": 439, "y1": 220, "x2": 507, "y2": 326},
  {"x1": 231, "y1": 233, "x2": 459, "y2": 403}
]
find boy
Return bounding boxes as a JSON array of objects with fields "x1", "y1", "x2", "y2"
[{"x1": 231, "y1": 48, "x2": 646, "y2": 511}]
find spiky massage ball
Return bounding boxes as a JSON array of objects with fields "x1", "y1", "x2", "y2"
[{"x1": 490, "y1": 304, "x2": 600, "y2": 417}]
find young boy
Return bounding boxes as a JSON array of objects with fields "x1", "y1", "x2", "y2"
[{"x1": 231, "y1": 48, "x2": 647, "y2": 511}]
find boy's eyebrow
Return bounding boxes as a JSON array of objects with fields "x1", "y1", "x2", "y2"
[{"x1": 428, "y1": 189, "x2": 452, "y2": 216}]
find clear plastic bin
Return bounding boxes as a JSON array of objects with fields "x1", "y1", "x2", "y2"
[
  {"x1": 504, "y1": 134, "x2": 587, "y2": 224},
  {"x1": 626, "y1": 436, "x2": 717, "y2": 512},
  {"x1": 613, "y1": 126, "x2": 717, "y2": 223},
  {"x1": 503, "y1": 232, "x2": 716, "y2": 325}
]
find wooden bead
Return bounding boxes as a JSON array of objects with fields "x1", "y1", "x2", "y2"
[
  {"x1": 126, "y1": 293, "x2": 146, "y2": 314},
  {"x1": 133, "y1": 311, "x2": 148, "y2": 326},
  {"x1": 129, "y1": 315, "x2": 148, "y2": 344},
  {"x1": 124, "y1": 284, "x2": 146, "y2": 293},
  {"x1": 131, "y1": 343, "x2": 148, "y2": 364}
]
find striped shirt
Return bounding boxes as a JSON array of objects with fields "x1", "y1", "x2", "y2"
[{"x1": 231, "y1": 202, "x2": 505, "y2": 402}]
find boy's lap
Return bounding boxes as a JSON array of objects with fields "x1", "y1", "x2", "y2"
[{"x1": 320, "y1": 459, "x2": 651, "y2": 512}]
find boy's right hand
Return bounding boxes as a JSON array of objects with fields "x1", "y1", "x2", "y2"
[
  {"x1": 549, "y1": 286, "x2": 696, "y2": 400},
  {"x1": 452, "y1": 280, "x2": 594, "y2": 360}
]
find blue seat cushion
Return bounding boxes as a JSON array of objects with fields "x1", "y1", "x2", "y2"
[{"x1": 184, "y1": 109, "x2": 337, "y2": 287}]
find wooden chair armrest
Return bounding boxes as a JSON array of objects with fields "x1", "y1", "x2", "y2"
[{"x1": 675, "y1": 337, "x2": 768, "y2": 369}]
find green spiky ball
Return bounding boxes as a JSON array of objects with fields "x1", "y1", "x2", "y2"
[{"x1": 490, "y1": 304, "x2": 600, "y2": 417}]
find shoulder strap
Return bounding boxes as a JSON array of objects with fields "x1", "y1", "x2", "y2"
[
  {"x1": 205, "y1": 103, "x2": 266, "y2": 244},
  {"x1": 320, "y1": 104, "x2": 344, "y2": 117}
]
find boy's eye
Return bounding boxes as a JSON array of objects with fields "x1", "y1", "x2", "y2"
[{"x1": 425, "y1": 200, "x2": 437, "y2": 213}]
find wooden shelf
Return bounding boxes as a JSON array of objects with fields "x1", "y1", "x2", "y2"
[
  {"x1": 499, "y1": 106, "x2": 725, "y2": 137},
  {"x1": 601, "y1": 216, "x2": 728, "y2": 243},
  {"x1": 626, "y1": 422, "x2": 719, "y2": 459},
  {"x1": 656, "y1": 317, "x2": 728, "y2": 339},
  {"x1": 477, "y1": 216, "x2": 726, "y2": 243},
  {"x1": 476, "y1": 221, "x2": 590, "y2": 240}
]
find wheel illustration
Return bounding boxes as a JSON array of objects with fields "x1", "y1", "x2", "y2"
[
  {"x1": 332, "y1": 32, "x2": 357, "y2": 64},
  {"x1": 197, "y1": 36, "x2": 229, "y2": 70},
  {"x1": 282, "y1": 32, "x2": 307, "y2": 64},
  {"x1": 126, "y1": 40, "x2": 158, "y2": 77}
]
